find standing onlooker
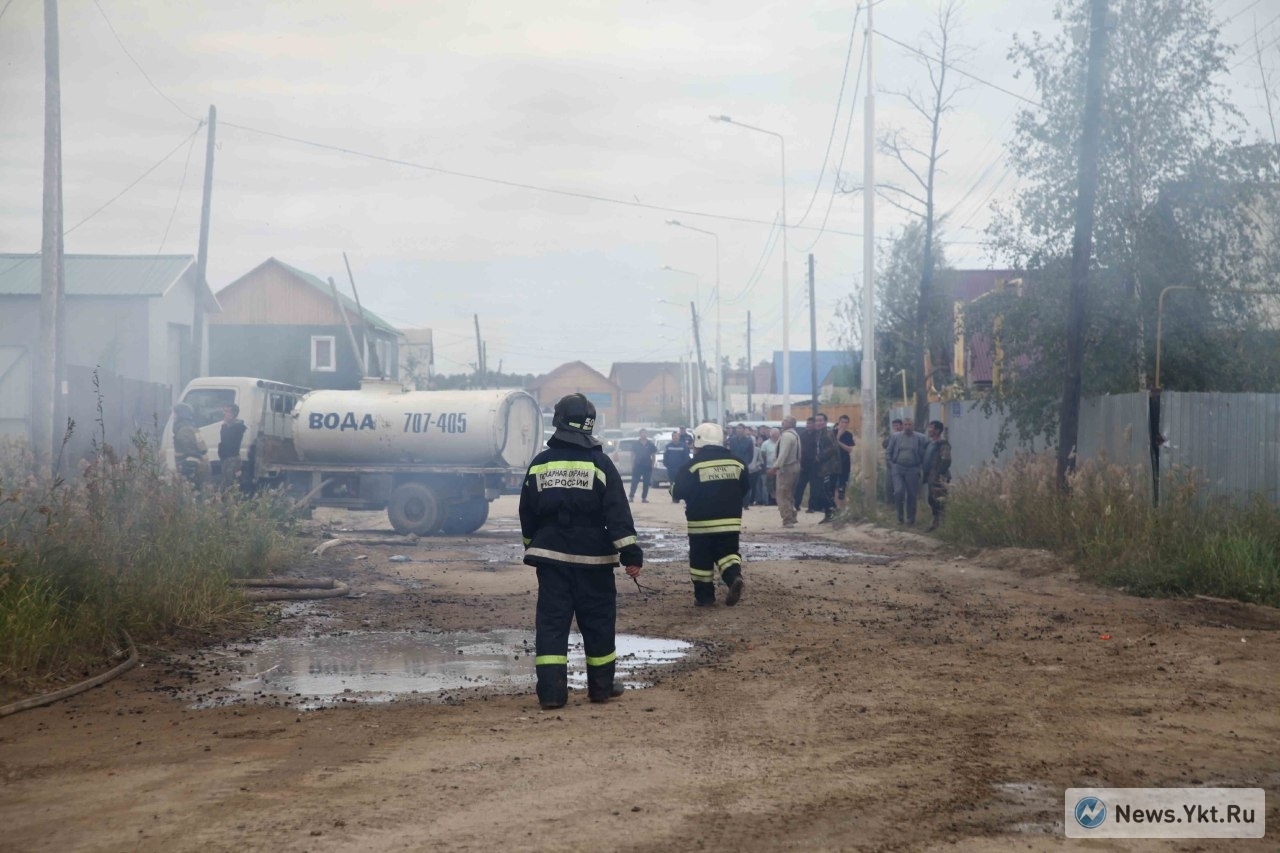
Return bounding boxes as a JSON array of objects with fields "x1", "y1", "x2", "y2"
[
  {"x1": 814, "y1": 413, "x2": 841, "y2": 523},
  {"x1": 218, "y1": 403, "x2": 248, "y2": 493},
  {"x1": 834, "y1": 414, "x2": 856, "y2": 508},
  {"x1": 172, "y1": 403, "x2": 209, "y2": 489},
  {"x1": 794, "y1": 416, "x2": 818, "y2": 512},
  {"x1": 663, "y1": 430, "x2": 689, "y2": 503},
  {"x1": 728, "y1": 424, "x2": 756, "y2": 508},
  {"x1": 883, "y1": 418, "x2": 903, "y2": 505},
  {"x1": 769, "y1": 416, "x2": 802, "y2": 528},
  {"x1": 886, "y1": 417, "x2": 928, "y2": 525},
  {"x1": 748, "y1": 431, "x2": 768, "y2": 507},
  {"x1": 628, "y1": 428, "x2": 658, "y2": 503},
  {"x1": 677, "y1": 426, "x2": 695, "y2": 454},
  {"x1": 519, "y1": 393, "x2": 642, "y2": 710},
  {"x1": 671, "y1": 423, "x2": 751, "y2": 607},
  {"x1": 761, "y1": 427, "x2": 781, "y2": 505},
  {"x1": 921, "y1": 420, "x2": 952, "y2": 531}
]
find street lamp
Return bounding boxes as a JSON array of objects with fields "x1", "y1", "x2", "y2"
[
  {"x1": 710, "y1": 114, "x2": 789, "y2": 418},
  {"x1": 666, "y1": 220, "x2": 722, "y2": 426},
  {"x1": 661, "y1": 266, "x2": 708, "y2": 423}
]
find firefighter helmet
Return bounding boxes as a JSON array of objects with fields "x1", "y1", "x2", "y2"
[
  {"x1": 693, "y1": 422, "x2": 723, "y2": 449},
  {"x1": 551, "y1": 393, "x2": 601, "y2": 448}
]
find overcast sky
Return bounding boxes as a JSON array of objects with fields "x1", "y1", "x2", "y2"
[{"x1": 2, "y1": 0, "x2": 1277, "y2": 378}]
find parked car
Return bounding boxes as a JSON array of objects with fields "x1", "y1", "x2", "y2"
[
  {"x1": 652, "y1": 436, "x2": 689, "y2": 488},
  {"x1": 611, "y1": 435, "x2": 671, "y2": 483}
]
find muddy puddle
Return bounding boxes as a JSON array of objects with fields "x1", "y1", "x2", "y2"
[{"x1": 182, "y1": 630, "x2": 693, "y2": 710}]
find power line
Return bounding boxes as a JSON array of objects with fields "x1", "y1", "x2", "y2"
[
  {"x1": 157, "y1": 127, "x2": 202, "y2": 254},
  {"x1": 875, "y1": 28, "x2": 1042, "y2": 107},
  {"x1": 1229, "y1": 9, "x2": 1280, "y2": 70},
  {"x1": 0, "y1": 123, "x2": 204, "y2": 279},
  {"x1": 793, "y1": 2, "x2": 863, "y2": 230},
  {"x1": 92, "y1": 0, "x2": 197, "y2": 122},
  {"x1": 0, "y1": 0, "x2": 19, "y2": 24},
  {"x1": 797, "y1": 27, "x2": 869, "y2": 254}
]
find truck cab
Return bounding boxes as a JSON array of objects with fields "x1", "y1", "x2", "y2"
[{"x1": 160, "y1": 377, "x2": 310, "y2": 486}]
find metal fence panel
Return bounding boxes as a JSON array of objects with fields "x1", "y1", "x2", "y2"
[{"x1": 1162, "y1": 392, "x2": 1280, "y2": 504}]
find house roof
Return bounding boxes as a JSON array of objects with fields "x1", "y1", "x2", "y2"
[
  {"x1": 0, "y1": 253, "x2": 212, "y2": 305},
  {"x1": 222, "y1": 257, "x2": 399, "y2": 335},
  {"x1": 609, "y1": 361, "x2": 681, "y2": 391},
  {"x1": 528, "y1": 360, "x2": 617, "y2": 391},
  {"x1": 771, "y1": 350, "x2": 856, "y2": 395}
]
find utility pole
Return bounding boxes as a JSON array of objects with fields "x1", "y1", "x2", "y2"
[
  {"x1": 329, "y1": 277, "x2": 366, "y2": 378},
  {"x1": 860, "y1": 1, "x2": 879, "y2": 507},
  {"x1": 35, "y1": 0, "x2": 64, "y2": 474},
  {"x1": 1057, "y1": 0, "x2": 1109, "y2": 492},
  {"x1": 690, "y1": 301, "x2": 708, "y2": 422},
  {"x1": 343, "y1": 252, "x2": 377, "y2": 376},
  {"x1": 746, "y1": 310, "x2": 752, "y2": 417},
  {"x1": 192, "y1": 105, "x2": 216, "y2": 384},
  {"x1": 808, "y1": 254, "x2": 819, "y2": 419},
  {"x1": 473, "y1": 314, "x2": 484, "y2": 389}
]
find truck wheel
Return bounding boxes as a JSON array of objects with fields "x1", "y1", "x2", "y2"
[
  {"x1": 388, "y1": 482, "x2": 443, "y2": 536},
  {"x1": 441, "y1": 497, "x2": 489, "y2": 535}
]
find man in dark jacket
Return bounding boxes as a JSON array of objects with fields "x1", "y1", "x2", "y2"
[
  {"x1": 663, "y1": 430, "x2": 690, "y2": 503},
  {"x1": 218, "y1": 404, "x2": 248, "y2": 493},
  {"x1": 628, "y1": 428, "x2": 658, "y2": 503},
  {"x1": 671, "y1": 423, "x2": 751, "y2": 608},
  {"x1": 519, "y1": 393, "x2": 643, "y2": 711},
  {"x1": 921, "y1": 420, "x2": 952, "y2": 532}
]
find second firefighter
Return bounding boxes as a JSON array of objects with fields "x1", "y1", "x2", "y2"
[{"x1": 671, "y1": 423, "x2": 751, "y2": 607}]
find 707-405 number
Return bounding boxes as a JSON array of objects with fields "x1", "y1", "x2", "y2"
[{"x1": 403, "y1": 412, "x2": 468, "y2": 434}]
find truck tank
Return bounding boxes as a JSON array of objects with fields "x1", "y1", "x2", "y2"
[{"x1": 291, "y1": 388, "x2": 543, "y2": 469}]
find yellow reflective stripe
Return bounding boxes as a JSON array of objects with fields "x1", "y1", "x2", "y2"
[
  {"x1": 612, "y1": 535, "x2": 637, "y2": 549},
  {"x1": 524, "y1": 547, "x2": 618, "y2": 566},
  {"x1": 689, "y1": 524, "x2": 743, "y2": 535},
  {"x1": 523, "y1": 537, "x2": 531, "y2": 546},
  {"x1": 688, "y1": 459, "x2": 744, "y2": 474},
  {"x1": 715, "y1": 554, "x2": 742, "y2": 570},
  {"x1": 690, "y1": 568, "x2": 714, "y2": 580},
  {"x1": 585, "y1": 651, "x2": 616, "y2": 667},
  {"x1": 527, "y1": 460, "x2": 607, "y2": 488},
  {"x1": 687, "y1": 517, "x2": 741, "y2": 529},
  {"x1": 535, "y1": 655, "x2": 568, "y2": 666}
]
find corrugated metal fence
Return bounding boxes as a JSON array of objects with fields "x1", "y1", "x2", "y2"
[{"x1": 891, "y1": 391, "x2": 1280, "y2": 504}]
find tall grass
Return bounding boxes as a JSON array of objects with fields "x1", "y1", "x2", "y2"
[
  {"x1": 938, "y1": 452, "x2": 1280, "y2": 606},
  {"x1": 0, "y1": 433, "x2": 300, "y2": 690}
]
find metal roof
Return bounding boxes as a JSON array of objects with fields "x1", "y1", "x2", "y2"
[
  {"x1": 609, "y1": 361, "x2": 682, "y2": 391},
  {"x1": 269, "y1": 258, "x2": 399, "y2": 335},
  {"x1": 0, "y1": 253, "x2": 195, "y2": 297}
]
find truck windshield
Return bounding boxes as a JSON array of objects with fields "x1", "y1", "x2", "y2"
[{"x1": 183, "y1": 388, "x2": 236, "y2": 428}]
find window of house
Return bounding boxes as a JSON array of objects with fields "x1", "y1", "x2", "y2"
[{"x1": 312, "y1": 336, "x2": 336, "y2": 372}]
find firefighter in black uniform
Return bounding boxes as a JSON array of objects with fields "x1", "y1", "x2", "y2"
[
  {"x1": 519, "y1": 393, "x2": 643, "y2": 710},
  {"x1": 671, "y1": 423, "x2": 751, "y2": 607}
]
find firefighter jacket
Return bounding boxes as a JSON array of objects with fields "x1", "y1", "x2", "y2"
[
  {"x1": 671, "y1": 445, "x2": 751, "y2": 536},
  {"x1": 519, "y1": 437, "x2": 643, "y2": 569}
]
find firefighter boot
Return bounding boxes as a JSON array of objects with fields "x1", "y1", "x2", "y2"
[
  {"x1": 722, "y1": 566, "x2": 745, "y2": 607},
  {"x1": 536, "y1": 664, "x2": 569, "y2": 710},
  {"x1": 693, "y1": 581, "x2": 717, "y2": 607},
  {"x1": 587, "y1": 661, "x2": 624, "y2": 703}
]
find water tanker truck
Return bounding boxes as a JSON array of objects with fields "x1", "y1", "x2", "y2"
[{"x1": 162, "y1": 377, "x2": 544, "y2": 535}]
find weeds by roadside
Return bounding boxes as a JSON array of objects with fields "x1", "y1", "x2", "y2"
[
  {"x1": 0, "y1": 433, "x2": 300, "y2": 691},
  {"x1": 935, "y1": 452, "x2": 1280, "y2": 606}
]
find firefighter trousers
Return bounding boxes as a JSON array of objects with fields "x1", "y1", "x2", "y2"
[
  {"x1": 688, "y1": 531, "x2": 743, "y2": 605},
  {"x1": 533, "y1": 563, "x2": 618, "y2": 707}
]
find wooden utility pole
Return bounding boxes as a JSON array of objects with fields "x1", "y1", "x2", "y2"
[
  {"x1": 690, "y1": 301, "x2": 708, "y2": 422},
  {"x1": 808, "y1": 254, "x2": 819, "y2": 419},
  {"x1": 342, "y1": 252, "x2": 378, "y2": 376},
  {"x1": 192, "y1": 105, "x2": 216, "y2": 383},
  {"x1": 746, "y1": 310, "x2": 752, "y2": 416},
  {"x1": 329, "y1": 276, "x2": 366, "y2": 377},
  {"x1": 1057, "y1": 0, "x2": 1109, "y2": 492},
  {"x1": 860, "y1": 0, "x2": 879, "y2": 507},
  {"x1": 35, "y1": 0, "x2": 64, "y2": 474}
]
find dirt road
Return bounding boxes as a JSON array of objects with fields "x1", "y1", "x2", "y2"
[{"x1": 2, "y1": 494, "x2": 1278, "y2": 852}]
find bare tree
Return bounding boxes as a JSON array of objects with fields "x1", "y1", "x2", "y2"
[
  {"x1": 871, "y1": 0, "x2": 966, "y2": 427},
  {"x1": 1252, "y1": 15, "x2": 1279, "y2": 146}
]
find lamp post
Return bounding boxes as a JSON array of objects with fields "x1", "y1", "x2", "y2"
[
  {"x1": 666, "y1": 220, "x2": 722, "y2": 425},
  {"x1": 660, "y1": 267, "x2": 705, "y2": 422},
  {"x1": 710, "y1": 114, "x2": 788, "y2": 418}
]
